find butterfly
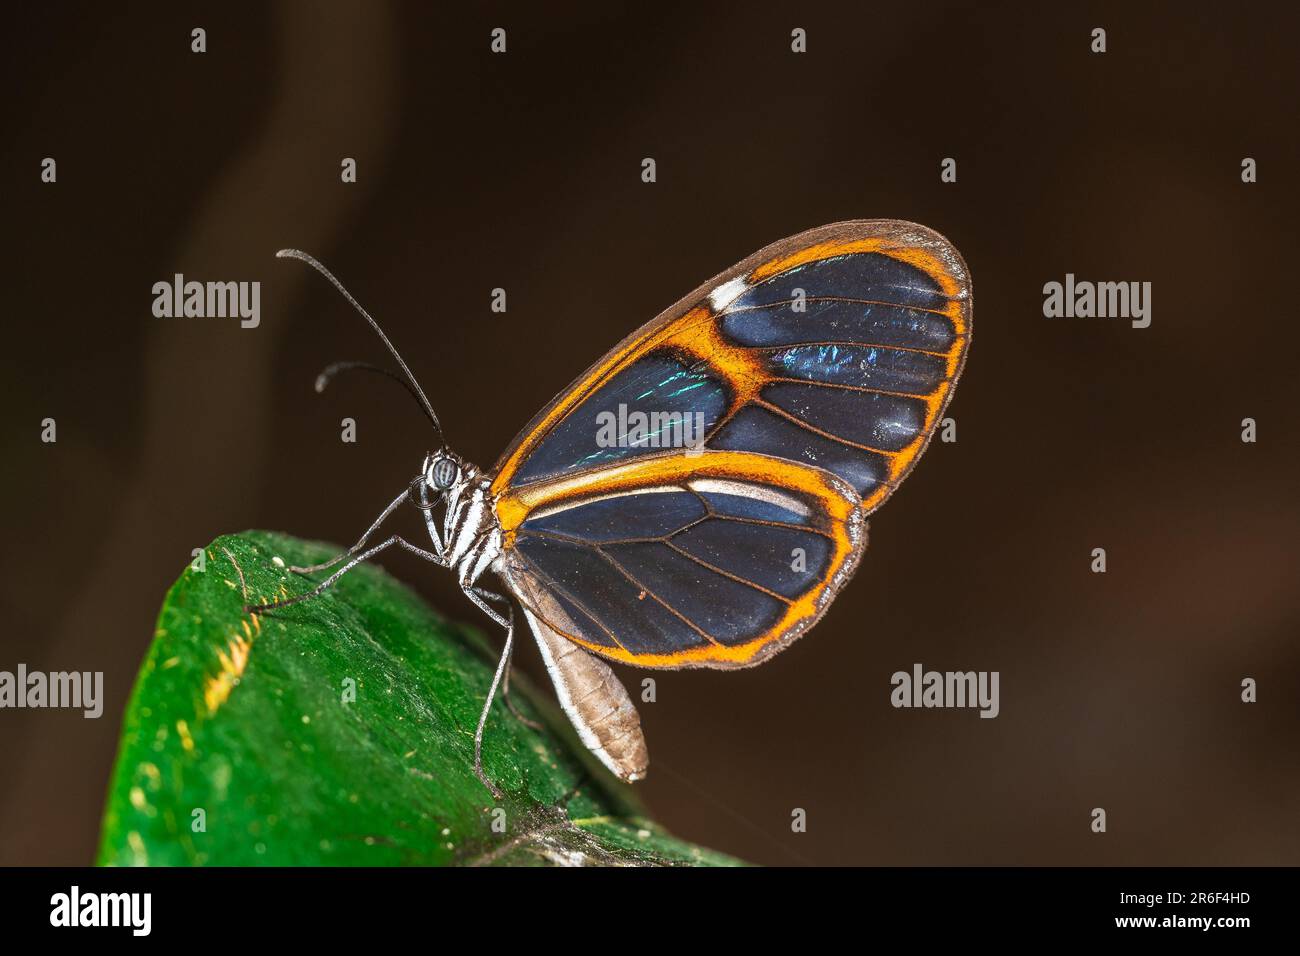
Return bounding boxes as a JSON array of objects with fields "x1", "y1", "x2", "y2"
[{"x1": 247, "y1": 220, "x2": 972, "y2": 796}]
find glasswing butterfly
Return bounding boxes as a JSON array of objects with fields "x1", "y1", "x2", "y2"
[{"x1": 247, "y1": 221, "x2": 972, "y2": 796}]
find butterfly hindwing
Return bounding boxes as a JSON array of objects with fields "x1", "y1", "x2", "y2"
[{"x1": 496, "y1": 451, "x2": 865, "y2": 669}]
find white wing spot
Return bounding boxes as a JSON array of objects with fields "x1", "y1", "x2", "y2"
[
  {"x1": 708, "y1": 276, "x2": 749, "y2": 312},
  {"x1": 689, "y1": 478, "x2": 812, "y2": 518}
]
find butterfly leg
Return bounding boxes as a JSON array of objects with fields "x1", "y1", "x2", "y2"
[
  {"x1": 462, "y1": 585, "x2": 514, "y2": 799},
  {"x1": 499, "y1": 639, "x2": 544, "y2": 730},
  {"x1": 472, "y1": 586, "x2": 543, "y2": 731},
  {"x1": 245, "y1": 535, "x2": 439, "y2": 613}
]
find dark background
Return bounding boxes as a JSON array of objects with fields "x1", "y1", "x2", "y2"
[{"x1": 2, "y1": 2, "x2": 1297, "y2": 866}]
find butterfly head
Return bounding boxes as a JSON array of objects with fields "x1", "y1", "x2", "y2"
[
  {"x1": 420, "y1": 447, "x2": 484, "y2": 504},
  {"x1": 424, "y1": 451, "x2": 461, "y2": 492}
]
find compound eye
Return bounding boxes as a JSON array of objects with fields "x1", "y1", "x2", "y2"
[{"x1": 427, "y1": 456, "x2": 459, "y2": 491}]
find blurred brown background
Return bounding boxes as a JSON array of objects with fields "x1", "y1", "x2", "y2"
[{"x1": 2, "y1": 2, "x2": 1297, "y2": 866}]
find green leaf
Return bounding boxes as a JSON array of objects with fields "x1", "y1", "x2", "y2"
[{"x1": 98, "y1": 531, "x2": 741, "y2": 866}]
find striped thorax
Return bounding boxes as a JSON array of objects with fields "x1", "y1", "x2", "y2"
[{"x1": 440, "y1": 461, "x2": 503, "y2": 587}]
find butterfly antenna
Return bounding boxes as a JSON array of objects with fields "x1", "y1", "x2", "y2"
[
  {"x1": 276, "y1": 248, "x2": 444, "y2": 444},
  {"x1": 314, "y1": 359, "x2": 431, "y2": 408}
]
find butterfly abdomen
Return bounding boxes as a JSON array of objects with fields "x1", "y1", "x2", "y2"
[{"x1": 524, "y1": 607, "x2": 649, "y2": 782}]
